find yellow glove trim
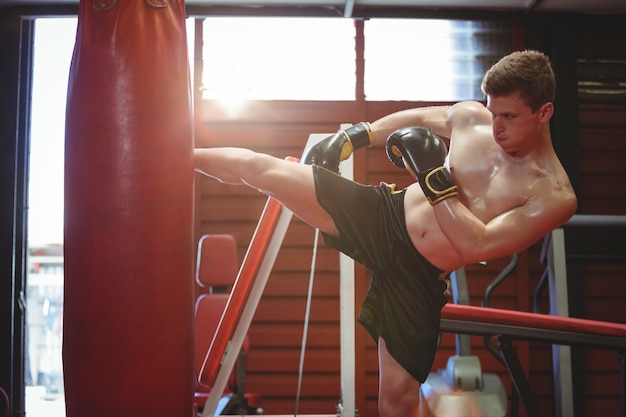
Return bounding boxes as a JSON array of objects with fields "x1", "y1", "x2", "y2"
[
  {"x1": 340, "y1": 131, "x2": 353, "y2": 161},
  {"x1": 425, "y1": 166, "x2": 458, "y2": 205}
]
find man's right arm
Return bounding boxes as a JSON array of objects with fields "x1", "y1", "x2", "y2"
[
  {"x1": 300, "y1": 106, "x2": 453, "y2": 173},
  {"x1": 370, "y1": 105, "x2": 453, "y2": 143},
  {"x1": 446, "y1": 101, "x2": 492, "y2": 131}
]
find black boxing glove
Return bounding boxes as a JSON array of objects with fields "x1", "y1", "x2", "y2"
[
  {"x1": 302, "y1": 122, "x2": 375, "y2": 173},
  {"x1": 386, "y1": 126, "x2": 458, "y2": 205}
]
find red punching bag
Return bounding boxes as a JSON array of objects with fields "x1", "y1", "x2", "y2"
[{"x1": 63, "y1": 1, "x2": 194, "y2": 416}]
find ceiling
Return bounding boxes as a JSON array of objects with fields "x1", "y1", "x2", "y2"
[
  {"x1": 2, "y1": 0, "x2": 626, "y2": 16},
  {"x1": 188, "y1": 0, "x2": 626, "y2": 15}
]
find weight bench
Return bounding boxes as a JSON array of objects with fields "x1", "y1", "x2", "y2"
[{"x1": 440, "y1": 303, "x2": 626, "y2": 417}]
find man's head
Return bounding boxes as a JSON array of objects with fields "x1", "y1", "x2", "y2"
[{"x1": 481, "y1": 50, "x2": 556, "y2": 113}]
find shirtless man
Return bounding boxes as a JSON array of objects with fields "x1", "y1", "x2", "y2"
[{"x1": 194, "y1": 50, "x2": 577, "y2": 417}]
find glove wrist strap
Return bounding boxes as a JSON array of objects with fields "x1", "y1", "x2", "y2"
[
  {"x1": 344, "y1": 122, "x2": 375, "y2": 156},
  {"x1": 418, "y1": 166, "x2": 458, "y2": 205}
]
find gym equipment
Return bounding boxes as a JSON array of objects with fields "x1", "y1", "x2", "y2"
[
  {"x1": 193, "y1": 234, "x2": 262, "y2": 415},
  {"x1": 199, "y1": 130, "x2": 358, "y2": 417},
  {"x1": 438, "y1": 214, "x2": 626, "y2": 417},
  {"x1": 440, "y1": 302, "x2": 626, "y2": 417},
  {"x1": 534, "y1": 214, "x2": 626, "y2": 416}
]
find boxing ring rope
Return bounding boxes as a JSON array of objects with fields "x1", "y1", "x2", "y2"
[{"x1": 199, "y1": 133, "x2": 357, "y2": 417}]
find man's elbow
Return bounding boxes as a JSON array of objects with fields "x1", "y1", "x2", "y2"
[{"x1": 456, "y1": 240, "x2": 515, "y2": 266}]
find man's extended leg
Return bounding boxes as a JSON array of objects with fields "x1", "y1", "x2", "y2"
[
  {"x1": 194, "y1": 147, "x2": 338, "y2": 236},
  {"x1": 378, "y1": 337, "x2": 422, "y2": 417}
]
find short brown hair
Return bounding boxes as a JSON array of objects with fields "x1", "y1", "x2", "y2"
[{"x1": 481, "y1": 50, "x2": 556, "y2": 113}]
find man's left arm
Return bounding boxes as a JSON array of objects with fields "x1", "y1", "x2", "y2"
[
  {"x1": 432, "y1": 187, "x2": 577, "y2": 264},
  {"x1": 386, "y1": 126, "x2": 577, "y2": 264}
]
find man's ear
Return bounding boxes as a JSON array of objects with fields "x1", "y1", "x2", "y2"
[{"x1": 538, "y1": 102, "x2": 554, "y2": 121}]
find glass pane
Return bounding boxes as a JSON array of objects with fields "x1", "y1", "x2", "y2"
[
  {"x1": 201, "y1": 17, "x2": 356, "y2": 103},
  {"x1": 27, "y1": 17, "x2": 76, "y2": 417},
  {"x1": 364, "y1": 19, "x2": 512, "y2": 101}
]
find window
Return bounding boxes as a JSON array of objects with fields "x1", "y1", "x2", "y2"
[
  {"x1": 201, "y1": 17, "x2": 357, "y2": 104},
  {"x1": 27, "y1": 17, "x2": 75, "y2": 417},
  {"x1": 364, "y1": 19, "x2": 512, "y2": 101},
  {"x1": 200, "y1": 17, "x2": 512, "y2": 103}
]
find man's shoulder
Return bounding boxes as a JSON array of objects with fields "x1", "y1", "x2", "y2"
[
  {"x1": 527, "y1": 164, "x2": 577, "y2": 222},
  {"x1": 447, "y1": 101, "x2": 492, "y2": 129}
]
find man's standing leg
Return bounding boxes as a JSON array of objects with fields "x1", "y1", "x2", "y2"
[{"x1": 377, "y1": 338, "x2": 422, "y2": 417}]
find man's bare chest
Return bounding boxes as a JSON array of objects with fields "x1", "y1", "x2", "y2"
[{"x1": 447, "y1": 145, "x2": 535, "y2": 222}]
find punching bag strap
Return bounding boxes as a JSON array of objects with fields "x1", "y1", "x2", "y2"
[
  {"x1": 146, "y1": 0, "x2": 169, "y2": 8},
  {"x1": 94, "y1": 0, "x2": 168, "y2": 10}
]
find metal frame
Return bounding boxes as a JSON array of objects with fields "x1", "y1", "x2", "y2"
[
  {"x1": 544, "y1": 227, "x2": 573, "y2": 417},
  {"x1": 439, "y1": 214, "x2": 626, "y2": 417},
  {"x1": 440, "y1": 304, "x2": 626, "y2": 417},
  {"x1": 542, "y1": 214, "x2": 626, "y2": 417},
  {"x1": 337, "y1": 124, "x2": 357, "y2": 417}
]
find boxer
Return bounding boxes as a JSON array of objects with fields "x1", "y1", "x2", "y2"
[{"x1": 194, "y1": 50, "x2": 577, "y2": 417}]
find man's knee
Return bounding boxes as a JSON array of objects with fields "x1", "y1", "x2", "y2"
[
  {"x1": 378, "y1": 394, "x2": 420, "y2": 417},
  {"x1": 377, "y1": 338, "x2": 422, "y2": 417},
  {"x1": 378, "y1": 385, "x2": 421, "y2": 417}
]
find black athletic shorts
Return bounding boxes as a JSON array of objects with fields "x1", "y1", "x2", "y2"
[{"x1": 313, "y1": 165, "x2": 448, "y2": 383}]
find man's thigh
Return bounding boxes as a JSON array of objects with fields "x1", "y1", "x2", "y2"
[{"x1": 256, "y1": 159, "x2": 338, "y2": 236}]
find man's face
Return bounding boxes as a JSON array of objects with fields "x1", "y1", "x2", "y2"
[{"x1": 486, "y1": 93, "x2": 547, "y2": 155}]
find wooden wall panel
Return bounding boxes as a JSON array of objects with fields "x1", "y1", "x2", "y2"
[
  {"x1": 572, "y1": 102, "x2": 626, "y2": 417},
  {"x1": 578, "y1": 104, "x2": 626, "y2": 215}
]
